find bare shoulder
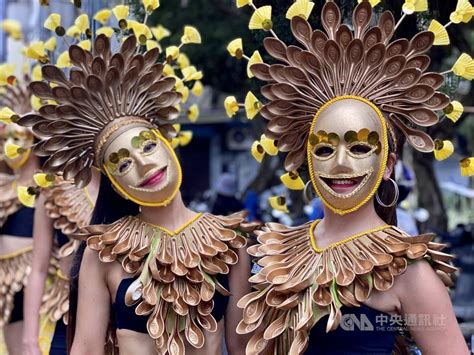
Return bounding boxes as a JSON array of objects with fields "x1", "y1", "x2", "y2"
[
  {"x1": 392, "y1": 259, "x2": 447, "y2": 306},
  {"x1": 396, "y1": 259, "x2": 441, "y2": 287},
  {"x1": 81, "y1": 246, "x2": 113, "y2": 276}
]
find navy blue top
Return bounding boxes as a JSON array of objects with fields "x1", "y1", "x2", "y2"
[
  {"x1": 113, "y1": 274, "x2": 230, "y2": 333},
  {"x1": 305, "y1": 305, "x2": 399, "y2": 354},
  {"x1": 0, "y1": 207, "x2": 34, "y2": 238},
  {"x1": 55, "y1": 229, "x2": 70, "y2": 247}
]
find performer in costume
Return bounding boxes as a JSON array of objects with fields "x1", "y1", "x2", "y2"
[
  {"x1": 228, "y1": 0, "x2": 473, "y2": 353},
  {"x1": 16, "y1": 6, "x2": 257, "y2": 353},
  {"x1": 0, "y1": 76, "x2": 40, "y2": 355},
  {"x1": 20, "y1": 172, "x2": 100, "y2": 355}
]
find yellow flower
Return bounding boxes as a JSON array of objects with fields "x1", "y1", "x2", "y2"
[
  {"x1": 31, "y1": 95, "x2": 42, "y2": 111},
  {"x1": 249, "y1": 5, "x2": 272, "y2": 31},
  {"x1": 113, "y1": 5, "x2": 129, "y2": 28},
  {"x1": 44, "y1": 13, "x2": 63, "y2": 35},
  {"x1": 17, "y1": 186, "x2": 36, "y2": 208},
  {"x1": 5, "y1": 141, "x2": 21, "y2": 159},
  {"x1": 0, "y1": 19, "x2": 22, "y2": 40},
  {"x1": 260, "y1": 134, "x2": 278, "y2": 156},
  {"x1": 244, "y1": 91, "x2": 262, "y2": 119},
  {"x1": 181, "y1": 26, "x2": 201, "y2": 44},
  {"x1": 224, "y1": 96, "x2": 239, "y2": 118},
  {"x1": 452, "y1": 53, "x2": 474, "y2": 80},
  {"x1": 251, "y1": 140, "x2": 265, "y2": 162},
  {"x1": 0, "y1": 63, "x2": 16, "y2": 85},
  {"x1": 163, "y1": 64, "x2": 175, "y2": 76},
  {"x1": 170, "y1": 137, "x2": 179, "y2": 149},
  {"x1": 66, "y1": 25, "x2": 80, "y2": 38},
  {"x1": 96, "y1": 26, "x2": 114, "y2": 37},
  {"x1": 280, "y1": 171, "x2": 305, "y2": 190},
  {"x1": 428, "y1": 20, "x2": 449, "y2": 46},
  {"x1": 94, "y1": 9, "x2": 112, "y2": 25},
  {"x1": 78, "y1": 39, "x2": 91, "y2": 51},
  {"x1": 178, "y1": 131, "x2": 193, "y2": 146},
  {"x1": 130, "y1": 21, "x2": 152, "y2": 45},
  {"x1": 357, "y1": 0, "x2": 381, "y2": 7},
  {"x1": 182, "y1": 66, "x2": 203, "y2": 81},
  {"x1": 434, "y1": 139, "x2": 454, "y2": 161},
  {"x1": 44, "y1": 36, "x2": 57, "y2": 51},
  {"x1": 0, "y1": 107, "x2": 18, "y2": 124},
  {"x1": 33, "y1": 173, "x2": 55, "y2": 188},
  {"x1": 177, "y1": 85, "x2": 189, "y2": 103},
  {"x1": 227, "y1": 38, "x2": 243, "y2": 58},
  {"x1": 187, "y1": 104, "x2": 199, "y2": 122},
  {"x1": 237, "y1": 0, "x2": 252, "y2": 8},
  {"x1": 26, "y1": 41, "x2": 48, "y2": 62},
  {"x1": 56, "y1": 51, "x2": 71, "y2": 68},
  {"x1": 450, "y1": 0, "x2": 473, "y2": 24},
  {"x1": 402, "y1": 0, "x2": 428, "y2": 15},
  {"x1": 166, "y1": 46, "x2": 180, "y2": 60},
  {"x1": 143, "y1": 0, "x2": 160, "y2": 13},
  {"x1": 74, "y1": 14, "x2": 90, "y2": 33},
  {"x1": 247, "y1": 50, "x2": 263, "y2": 78},
  {"x1": 177, "y1": 53, "x2": 190, "y2": 69},
  {"x1": 151, "y1": 25, "x2": 170, "y2": 41},
  {"x1": 175, "y1": 78, "x2": 184, "y2": 90},
  {"x1": 459, "y1": 157, "x2": 474, "y2": 176},
  {"x1": 268, "y1": 195, "x2": 289, "y2": 213},
  {"x1": 191, "y1": 81, "x2": 203, "y2": 96},
  {"x1": 286, "y1": 0, "x2": 315, "y2": 20},
  {"x1": 444, "y1": 100, "x2": 464, "y2": 122},
  {"x1": 31, "y1": 65, "x2": 42, "y2": 81},
  {"x1": 146, "y1": 40, "x2": 160, "y2": 51},
  {"x1": 173, "y1": 123, "x2": 181, "y2": 133}
]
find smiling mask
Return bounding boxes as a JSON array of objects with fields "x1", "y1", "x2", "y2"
[
  {"x1": 17, "y1": 34, "x2": 184, "y2": 191},
  {"x1": 308, "y1": 97, "x2": 388, "y2": 214},
  {"x1": 102, "y1": 125, "x2": 182, "y2": 207}
]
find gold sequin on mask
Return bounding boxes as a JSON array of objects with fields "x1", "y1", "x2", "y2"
[{"x1": 105, "y1": 130, "x2": 159, "y2": 174}]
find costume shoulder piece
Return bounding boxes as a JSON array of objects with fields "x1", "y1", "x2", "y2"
[
  {"x1": 39, "y1": 178, "x2": 95, "y2": 324},
  {"x1": 77, "y1": 211, "x2": 258, "y2": 353},
  {"x1": 0, "y1": 173, "x2": 21, "y2": 227},
  {"x1": 237, "y1": 221, "x2": 456, "y2": 354},
  {"x1": 42, "y1": 177, "x2": 94, "y2": 257},
  {"x1": 0, "y1": 246, "x2": 32, "y2": 326}
]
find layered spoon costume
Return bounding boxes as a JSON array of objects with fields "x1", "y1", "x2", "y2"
[
  {"x1": 227, "y1": 0, "x2": 472, "y2": 353},
  {"x1": 16, "y1": 31, "x2": 258, "y2": 354},
  {"x1": 0, "y1": 78, "x2": 36, "y2": 327}
]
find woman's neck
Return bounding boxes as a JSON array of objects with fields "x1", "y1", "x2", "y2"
[
  {"x1": 137, "y1": 192, "x2": 197, "y2": 231},
  {"x1": 314, "y1": 199, "x2": 391, "y2": 248}
]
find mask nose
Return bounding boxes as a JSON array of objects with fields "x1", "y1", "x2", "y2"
[
  {"x1": 330, "y1": 147, "x2": 354, "y2": 175},
  {"x1": 131, "y1": 151, "x2": 155, "y2": 176}
]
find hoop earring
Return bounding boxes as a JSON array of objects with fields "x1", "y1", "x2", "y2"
[
  {"x1": 375, "y1": 178, "x2": 399, "y2": 208},
  {"x1": 303, "y1": 181, "x2": 314, "y2": 204}
]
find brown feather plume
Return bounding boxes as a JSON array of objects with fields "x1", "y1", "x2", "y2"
[{"x1": 17, "y1": 34, "x2": 182, "y2": 188}]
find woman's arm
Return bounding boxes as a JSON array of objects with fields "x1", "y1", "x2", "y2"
[
  {"x1": 225, "y1": 247, "x2": 252, "y2": 355},
  {"x1": 23, "y1": 194, "x2": 54, "y2": 355},
  {"x1": 70, "y1": 247, "x2": 110, "y2": 355},
  {"x1": 395, "y1": 260, "x2": 469, "y2": 355}
]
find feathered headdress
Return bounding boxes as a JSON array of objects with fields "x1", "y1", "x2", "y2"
[
  {"x1": 0, "y1": 1, "x2": 203, "y2": 188},
  {"x1": 17, "y1": 34, "x2": 181, "y2": 187},
  {"x1": 228, "y1": 0, "x2": 474, "y2": 191}
]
